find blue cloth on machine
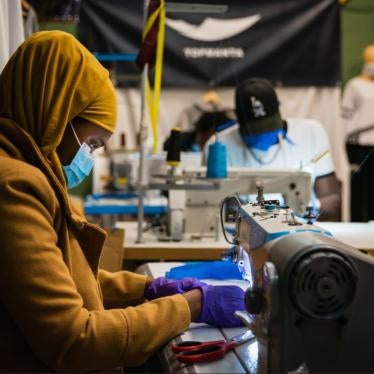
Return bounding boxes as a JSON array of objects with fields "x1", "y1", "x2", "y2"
[{"x1": 165, "y1": 260, "x2": 243, "y2": 280}]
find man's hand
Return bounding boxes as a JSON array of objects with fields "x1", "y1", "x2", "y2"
[{"x1": 315, "y1": 173, "x2": 342, "y2": 221}]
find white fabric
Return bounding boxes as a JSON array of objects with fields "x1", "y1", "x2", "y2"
[
  {"x1": 0, "y1": 0, "x2": 24, "y2": 73},
  {"x1": 341, "y1": 77, "x2": 374, "y2": 145},
  {"x1": 211, "y1": 119, "x2": 335, "y2": 182}
]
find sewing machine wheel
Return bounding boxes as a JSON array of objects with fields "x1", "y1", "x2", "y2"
[{"x1": 289, "y1": 250, "x2": 357, "y2": 320}]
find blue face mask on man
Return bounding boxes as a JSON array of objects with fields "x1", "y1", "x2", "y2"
[
  {"x1": 62, "y1": 122, "x2": 95, "y2": 189},
  {"x1": 241, "y1": 128, "x2": 285, "y2": 151}
]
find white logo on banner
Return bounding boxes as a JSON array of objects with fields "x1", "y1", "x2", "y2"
[
  {"x1": 166, "y1": 14, "x2": 261, "y2": 42},
  {"x1": 184, "y1": 47, "x2": 244, "y2": 59}
]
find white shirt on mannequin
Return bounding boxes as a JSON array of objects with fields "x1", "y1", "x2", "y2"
[{"x1": 341, "y1": 77, "x2": 374, "y2": 145}]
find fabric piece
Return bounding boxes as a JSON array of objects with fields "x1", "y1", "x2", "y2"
[
  {"x1": 166, "y1": 261, "x2": 244, "y2": 280},
  {"x1": 136, "y1": 0, "x2": 161, "y2": 70},
  {"x1": 144, "y1": 277, "x2": 206, "y2": 300},
  {"x1": 196, "y1": 285, "x2": 245, "y2": 328}
]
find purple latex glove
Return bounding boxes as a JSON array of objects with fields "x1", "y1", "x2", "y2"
[
  {"x1": 196, "y1": 285, "x2": 245, "y2": 328},
  {"x1": 145, "y1": 277, "x2": 207, "y2": 300}
]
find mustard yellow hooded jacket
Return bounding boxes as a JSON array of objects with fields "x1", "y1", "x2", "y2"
[{"x1": 0, "y1": 31, "x2": 190, "y2": 372}]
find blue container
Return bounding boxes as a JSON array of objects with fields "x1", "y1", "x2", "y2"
[{"x1": 206, "y1": 141, "x2": 227, "y2": 178}]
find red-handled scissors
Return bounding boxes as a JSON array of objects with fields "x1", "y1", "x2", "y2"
[{"x1": 171, "y1": 330, "x2": 255, "y2": 364}]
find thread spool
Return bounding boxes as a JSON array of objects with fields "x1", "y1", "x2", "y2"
[
  {"x1": 206, "y1": 141, "x2": 227, "y2": 178},
  {"x1": 166, "y1": 128, "x2": 182, "y2": 167}
]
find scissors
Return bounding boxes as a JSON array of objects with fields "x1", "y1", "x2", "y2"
[{"x1": 171, "y1": 330, "x2": 255, "y2": 364}]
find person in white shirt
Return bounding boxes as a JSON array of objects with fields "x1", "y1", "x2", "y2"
[
  {"x1": 342, "y1": 44, "x2": 374, "y2": 145},
  {"x1": 212, "y1": 78, "x2": 341, "y2": 221}
]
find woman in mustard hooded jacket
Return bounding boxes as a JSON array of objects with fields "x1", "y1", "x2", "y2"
[{"x1": 0, "y1": 31, "x2": 207, "y2": 372}]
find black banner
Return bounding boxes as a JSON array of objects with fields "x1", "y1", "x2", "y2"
[{"x1": 78, "y1": 0, "x2": 340, "y2": 87}]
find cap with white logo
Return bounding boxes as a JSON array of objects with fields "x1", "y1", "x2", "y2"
[{"x1": 235, "y1": 78, "x2": 283, "y2": 135}]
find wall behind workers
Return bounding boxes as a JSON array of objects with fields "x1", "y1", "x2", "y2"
[{"x1": 341, "y1": 0, "x2": 374, "y2": 84}]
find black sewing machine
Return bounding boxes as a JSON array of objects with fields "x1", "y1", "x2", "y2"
[{"x1": 229, "y1": 200, "x2": 374, "y2": 373}]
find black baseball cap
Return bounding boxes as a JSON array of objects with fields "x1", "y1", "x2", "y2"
[{"x1": 235, "y1": 78, "x2": 283, "y2": 135}]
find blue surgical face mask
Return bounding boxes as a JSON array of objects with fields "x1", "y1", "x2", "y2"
[
  {"x1": 241, "y1": 128, "x2": 283, "y2": 151},
  {"x1": 62, "y1": 123, "x2": 95, "y2": 189}
]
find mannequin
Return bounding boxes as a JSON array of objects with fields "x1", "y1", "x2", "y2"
[
  {"x1": 360, "y1": 45, "x2": 374, "y2": 81},
  {"x1": 342, "y1": 45, "x2": 374, "y2": 221},
  {"x1": 341, "y1": 44, "x2": 374, "y2": 145},
  {"x1": 202, "y1": 90, "x2": 221, "y2": 105}
]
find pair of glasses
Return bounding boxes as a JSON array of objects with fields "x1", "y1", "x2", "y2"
[
  {"x1": 69, "y1": 121, "x2": 105, "y2": 153},
  {"x1": 86, "y1": 140, "x2": 104, "y2": 153}
]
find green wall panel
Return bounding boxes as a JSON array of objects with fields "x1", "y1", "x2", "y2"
[
  {"x1": 39, "y1": 21, "x2": 77, "y2": 36},
  {"x1": 341, "y1": 0, "x2": 374, "y2": 84}
]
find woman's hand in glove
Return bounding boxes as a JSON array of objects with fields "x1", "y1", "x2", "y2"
[
  {"x1": 145, "y1": 278, "x2": 245, "y2": 328},
  {"x1": 144, "y1": 277, "x2": 207, "y2": 300},
  {"x1": 195, "y1": 285, "x2": 245, "y2": 328}
]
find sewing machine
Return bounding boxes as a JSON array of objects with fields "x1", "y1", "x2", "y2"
[
  {"x1": 93, "y1": 150, "x2": 204, "y2": 192},
  {"x1": 163, "y1": 166, "x2": 312, "y2": 241},
  {"x1": 228, "y1": 196, "x2": 374, "y2": 373},
  {"x1": 93, "y1": 148, "x2": 313, "y2": 245}
]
